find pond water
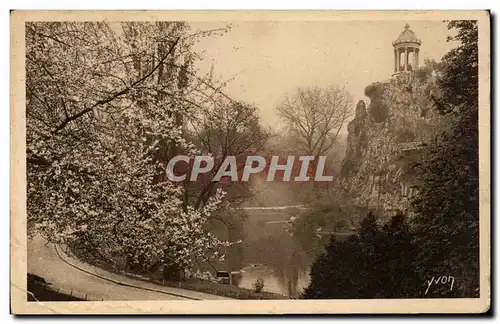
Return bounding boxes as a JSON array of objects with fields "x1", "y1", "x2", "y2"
[
  {"x1": 236, "y1": 218, "x2": 325, "y2": 297},
  {"x1": 238, "y1": 262, "x2": 311, "y2": 297},
  {"x1": 217, "y1": 207, "x2": 328, "y2": 297}
]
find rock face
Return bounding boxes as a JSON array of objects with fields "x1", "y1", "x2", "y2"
[{"x1": 339, "y1": 70, "x2": 443, "y2": 221}]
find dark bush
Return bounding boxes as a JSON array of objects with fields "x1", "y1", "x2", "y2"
[
  {"x1": 369, "y1": 101, "x2": 389, "y2": 123},
  {"x1": 302, "y1": 212, "x2": 420, "y2": 299},
  {"x1": 394, "y1": 127, "x2": 416, "y2": 143},
  {"x1": 364, "y1": 82, "x2": 383, "y2": 98},
  {"x1": 364, "y1": 83, "x2": 389, "y2": 123}
]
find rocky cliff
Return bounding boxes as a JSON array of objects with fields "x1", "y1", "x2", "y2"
[{"x1": 339, "y1": 69, "x2": 445, "y2": 221}]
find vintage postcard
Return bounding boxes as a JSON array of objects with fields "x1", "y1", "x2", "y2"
[{"x1": 11, "y1": 10, "x2": 490, "y2": 314}]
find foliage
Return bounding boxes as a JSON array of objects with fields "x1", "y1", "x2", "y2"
[
  {"x1": 414, "y1": 59, "x2": 441, "y2": 82},
  {"x1": 302, "y1": 212, "x2": 420, "y2": 299},
  {"x1": 437, "y1": 20, "x2": 479, "y2": 114},
  {"x1": 411, "y1": 20, "x2": 479, "y2": 297},
  {"x1": 26, "y1": 21, "x2": 238, "y2": 276},
  {"x1": 393, "y1": 125, "x2": 416, "y2": 143}
]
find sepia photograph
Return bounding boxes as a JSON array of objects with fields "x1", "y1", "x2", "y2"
[{"x1": 10, "y1": 10, "x2": 490, "y2": 314}]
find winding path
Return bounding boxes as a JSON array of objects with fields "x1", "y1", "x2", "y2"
[{"x1": 27, "y1": 235, "x2": 231, "y2": 301}]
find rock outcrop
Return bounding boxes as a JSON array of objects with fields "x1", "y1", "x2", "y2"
[{"x1": 339, "y1": 69, "x2": 445, "y2": 221}]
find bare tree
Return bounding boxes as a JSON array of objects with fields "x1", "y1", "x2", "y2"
[
  {"x1": 277, "y1": 86, "x2": 353, "y2": 199},
  {"x1": 187, "y1": 100, "x2": 271, "y2": 210},
  {"x1": 277, "y1": 86, "x2": 353, "y2": 158}
]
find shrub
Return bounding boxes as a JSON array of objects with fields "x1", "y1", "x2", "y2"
[
  {"x1": 393, "y1": 127, "x2": 416, "y2": 143},
  {"x1": 253, "y1": 277, "x2": 265, "y2": 293},
  {"x1": 369, "y1": 101, "x2": 389, "y2": 123},
  {"x1": 364, "y1": 82, "x2": 383, "y2": 98},
  {"x1": 364, "y1": 83, "x2": 389, "y2": 123},
  {"x1": 302, "y1": 212, "x2": 420, "y2": 299}
]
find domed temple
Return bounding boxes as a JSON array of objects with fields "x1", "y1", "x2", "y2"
[{"x1": 393, "y1": 23, "x2": 422, "y2": 74}]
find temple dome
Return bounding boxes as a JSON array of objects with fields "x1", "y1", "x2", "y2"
[{"x1": 392, "y1": 23, "x2": 422, "y2": 46}]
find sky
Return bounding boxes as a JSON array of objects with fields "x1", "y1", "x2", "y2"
[{"x1": 190, "y1": 20, "x2": 458, "y2": 128}]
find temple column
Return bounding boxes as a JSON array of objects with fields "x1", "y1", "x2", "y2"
[
  {"x1": 394, "y1": 49, "x2": 397, "y2": 73},
  {"x1": 413, "y1": 48, "x2": 417, "y2": 69},
  {"x1": 415, "y1": 49, "x2": 419, "y2": 69},
  {"x1": 404, "y1": 47, "x2": 408, "y2": 71},
  {"x1": 399, "y1": 49, "x2": 403, "y2": 71}
]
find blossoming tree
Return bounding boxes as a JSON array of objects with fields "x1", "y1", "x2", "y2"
[{"x1": 26, "y1": 21, "x2": 238, "y2": 277}]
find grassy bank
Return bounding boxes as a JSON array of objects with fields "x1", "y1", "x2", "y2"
[
  {"x1": 129, "y1": 273, "x2": 289, "y2": 300},
  {"x1": 27, "y1": 273, "x2": 85, "y2": 301},
  {"x1": 69, "y1": 246, "x2": 289, "y2": 300}
]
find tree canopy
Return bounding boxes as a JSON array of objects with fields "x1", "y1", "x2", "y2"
[{"x1": 411, "y1": 20, "x2": 479, "y2": 297}]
